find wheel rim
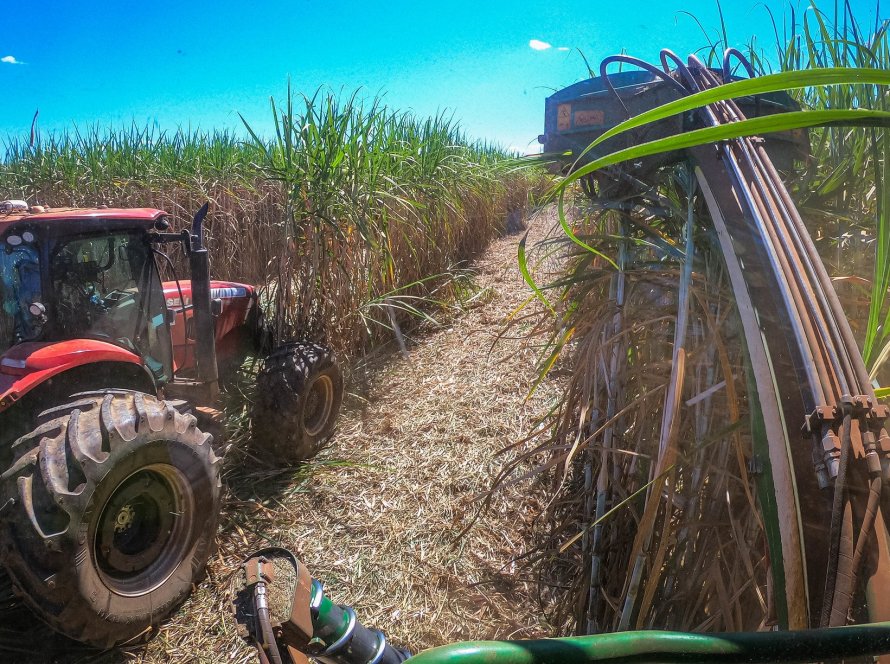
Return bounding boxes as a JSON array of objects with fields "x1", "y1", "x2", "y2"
[
  {"x1": 303, "y1": 374, "x2": 334, "y2": 437},
  {"x1": 95, "y1": 464, "x2": 196, "y2": 596}
]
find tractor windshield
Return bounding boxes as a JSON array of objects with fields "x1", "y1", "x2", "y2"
[
  {"x1": 49, "y1": 231, "x2": 173, "y2": 383},
  {"x1": 0, "y1": 237, "x2": 43, "y2": 347}
]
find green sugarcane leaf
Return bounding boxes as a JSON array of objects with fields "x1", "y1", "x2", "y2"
[
  {"x1": 556, "y1": 190, "x2": 620, "y2": 270},
  {"x1": 518, "y1": 229, "x2": 555, "y2": 314},
  {"x1": 864, "y1": 134, "x2": 890, "y2": 365},
  {"x1": 559, "y1": 108, "x2": 890, "y2": 192}
]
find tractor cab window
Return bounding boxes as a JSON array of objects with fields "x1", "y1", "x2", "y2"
[
  {"x1": 0, "y1": 232, "x2": 43, "y2": 346},
  {"x1": 49, "y1": 231, "x2": 173, "y2": 383}
]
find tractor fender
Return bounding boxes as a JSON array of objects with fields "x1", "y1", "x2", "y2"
[{"x1": 0, "y1": 340, "x2": 148, "y2": 412}]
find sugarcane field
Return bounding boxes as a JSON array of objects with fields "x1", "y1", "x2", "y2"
[{"x1": 3, "y1": 1, "x2": 890, "y2": 662}]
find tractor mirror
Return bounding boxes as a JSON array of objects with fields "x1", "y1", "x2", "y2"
[
  {"x1": 211, "y1": 298, "x2": 223, "y2": 317},
  {"x1": 166, "y1": 308, "x2": 177, "y2": 326}
]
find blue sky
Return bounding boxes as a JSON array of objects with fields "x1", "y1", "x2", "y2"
[{"x1": 0, "y1": 1, "x2": 883, "y2": 153}]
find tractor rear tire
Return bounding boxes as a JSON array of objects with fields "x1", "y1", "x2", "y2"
[
  {"x1": 0, "y1": 391, "x2": 221, "y2": 649},
  {"x1": 252, "y1": 342, "x2": 343, "y2": 463}
]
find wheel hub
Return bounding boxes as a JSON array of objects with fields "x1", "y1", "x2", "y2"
[
  {"x1": 114, "y1": 504, "x2": 136, "y2": 533},
  {"x1": 95, "y1": 465, "x2": 195, "y2": 596},
  {"x1": 304, "y1": 375, "x2": 334, "y2": 437}
]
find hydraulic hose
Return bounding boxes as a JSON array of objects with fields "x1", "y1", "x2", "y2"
[
  {"x1": 599, "y1": 55, "x2": 691, "y2": 119},
  {"x1": 829, "y1": 496, "x2": 855, "y2": 626},
  {"x1": 831, "y1": 427, "x2": 884, "y2": 627},
  {"x1": 546, "y1": 41, "x2": 890, "y2": 641},
  {"x1": 236, "y1": 549, "x2": 411, "y2": 664},
  {"x1": 687, "y1": 51, "x2": 889, "y2": 632},
  {"x1": 255, "y1": 582, "x2": 285, "y2": 664},
  {"x1": 695, "y1": 60, "x2": 873, "y2": 404},
  {"x1": 729, "y1": 140, "x2": 834, "y2": 402},
  {"x1": 658, "y1": 49, "x2": 698, "y2": 91},
  {"x1": 722, "y1": 48, "x2": 756, "y2": 81},
  {"x1": 822, "y1": 409, "x2": 853, "y2": 626},
  {"x1": 754, "y1": 145, "x2": 875, "y2": 396},
  {"x1": 743, "y1": 141, "x2": 848, "y2": 394},
  {"x1": 829, "y1": 474, "x2": 884, "y2": 627},
  {"x1": 852, "y1": 475, "x2": 883, "y2": 577},
  {"x1": 698, "y1": 57, "x2": 870, "y2": 397},
  {"x1": 687, "y1": 65, "x2": 837, "y2": 402}
]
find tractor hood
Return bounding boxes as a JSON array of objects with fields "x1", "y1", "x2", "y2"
[
  {"x1": 161, "y1": 280, "x2": 255, "y2": 308},
  {"x1": 0, "y1": 339, "x2": 143, "y2": 411}
]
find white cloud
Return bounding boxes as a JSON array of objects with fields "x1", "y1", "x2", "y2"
[
  {"x1": 529, "y1": 39, "x2": 552, "y2": 51},
  {"x1": 557, "y1": 46, "x2": 570, "y2": 52},
  {"x1": 1, "y1": 55, "x2": 23, "y2": 65}
]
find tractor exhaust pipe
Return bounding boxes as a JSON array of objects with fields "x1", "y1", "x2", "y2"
[{"x1": 189, "y1": 203, "x2": 219, "y2": 400}]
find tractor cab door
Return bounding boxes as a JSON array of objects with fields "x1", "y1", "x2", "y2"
[
  {"x1": 48, "y1": 230, "x2": 174, "y2": 385},
  {"x1": 0, "y1": 238, "x2": 42, "y2": 349}
]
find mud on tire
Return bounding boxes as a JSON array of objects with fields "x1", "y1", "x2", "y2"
[
  {"x1": 252, "y1": 342, "x2": 343, "y2": 463},
  {"x1": 0, "y1": 391, "x2": 221, "y2": 649}
]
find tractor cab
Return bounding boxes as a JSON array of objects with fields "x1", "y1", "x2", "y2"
[
  {"x1": 0, "y1": 208, "x2": 177, "y2": 403},
  {"x1": 1, "y1": 210, "x2": 174, "y2": 382},
  {"x1": 0, "y1": 205, "x2": 241, "y2": 418}
]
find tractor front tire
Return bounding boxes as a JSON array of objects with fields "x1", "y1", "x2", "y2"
[
  {"x1": 252, "y1": 342, "x2": 343, "y2": 463},
  {"x1": 0, "y1": 391, "x2": 221, "y2": 649}
]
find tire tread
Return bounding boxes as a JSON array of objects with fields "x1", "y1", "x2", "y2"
[
  {"x1": 252, "y1": 342, "x2": 343, "y2": 463},
  {"x1": 0, "y1": 390, "x2": 221, "y2": 649}
]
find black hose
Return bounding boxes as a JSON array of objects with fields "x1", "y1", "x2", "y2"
[
  {"x1": 854, "y1": 475, "x2": 884, "y2": 567},
  {"x1": 659, "y1": 49, "x2": 699, "y2": 91},
  {"x1": 700, "y1": 60, "x2": 868, "y2": 395},
  {"x1": 692, "y1": 56, "x2": 884, "y2": 631},
  {"x1": 255, "y1": 583, "x2": 285, "y2": 664},
  {"x1": 258, "y1": 612, "x2": 283, "y2": 664},
  {"x1": 730, "y1": 138, "x2": 834, "y2": 402},
  {"x1": 830, "y1": 427, "x2": 884, "y2": 627},
  {"x1": 754, "y1": 145, "x2": 875, "y2": 396},
  {"x1": 686, "y1": 53, "x2": 709, "y2": 73},
  {"x1": 687, "y1": 65, "x2": 836, "y2": 402},
  {"x1": 831, "y1": 474, "x2": 885, "y2": 626},
  {"x1": 722, "y1": 48, "x2": 755, "y2": 81},
  {"x1": 822, "y1": 410, "x2": 853, "y2": 627},
  {"x1": 829, "y1": 496, "x2": 855, "y2": 626},
  {"x1": 693, "y1": 63, "x2": 859, "y2": 398},
  {"x1": 721, "y1": 48, "x2": 760, "y2": 119},
  {"x1": 599, "y1": 55, "x2": 691, "y2": 119}
]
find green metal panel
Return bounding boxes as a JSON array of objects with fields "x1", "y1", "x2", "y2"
[{"x1": 407, "y1": 622, "x2": 890, "y2": 664}]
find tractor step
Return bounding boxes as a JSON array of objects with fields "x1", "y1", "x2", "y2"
[
  {"x1": 194, "y1": 406, "x2": 225, "y2": 439},
  {"x1": 164, "y1": 378, "x2": 217, "y2": 405}
]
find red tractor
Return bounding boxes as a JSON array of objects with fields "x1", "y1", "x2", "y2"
[{"x1": 0, "y1": 202, "x2": 343, "y2": 648}]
